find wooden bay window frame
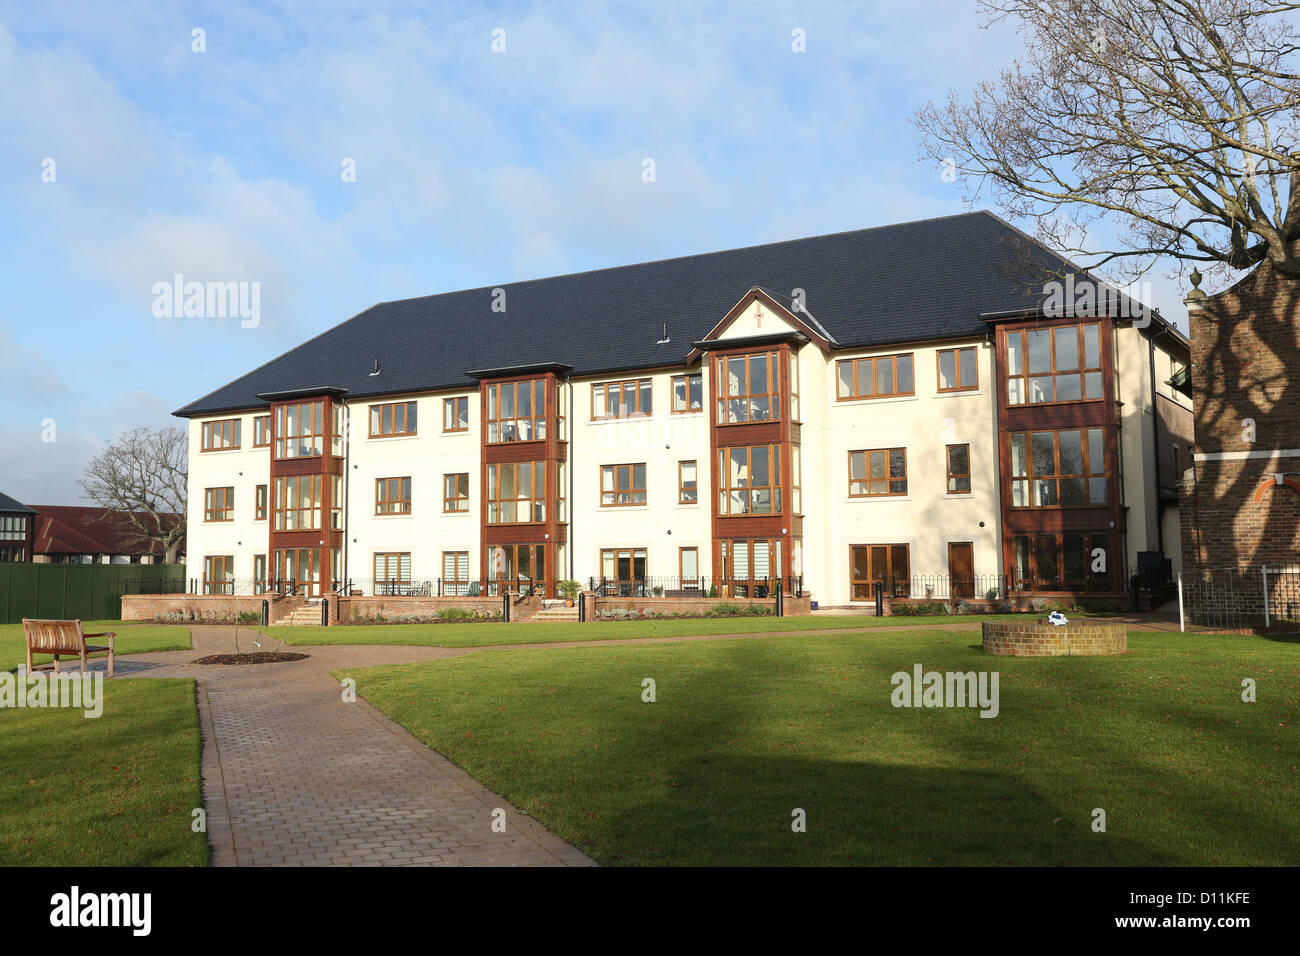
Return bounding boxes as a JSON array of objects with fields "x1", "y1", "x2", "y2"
[
  {"x1": 275, "y1": 401, "x2": 324, "y2": 458},
  {"x1": 1008, "y1": 428, "x2": 1106, "y2": 508},
  {"x1": 716, "y1": 351, "x2": 781, "y2": 424},
  {"x1": 486, "y1": 379, "x2": 546, "y2": 443},
  {"x1": 1005, "y1": 323, "x2": 1103, "y2": 405},
  {"x1": 718, "y1": 445, "x2": 782, "y2": 516},
  {"x1": 486, "y1": 460, "x2": 546, "y2": 523},
  {"x1": 273, "y1": 475, "x2": 322, "y2": 531}
]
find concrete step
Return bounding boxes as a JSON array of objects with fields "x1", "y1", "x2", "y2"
[{"x1": 532, "y1": 606, "x2": 580, "y2": 621}]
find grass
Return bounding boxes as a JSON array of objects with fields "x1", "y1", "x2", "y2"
[
  {"x1": 268, "y1": 613, "x2": 1021, "y2": 647},
  {"x1": 0, "y1": 620, "x2": 192, "y2": 673},
  {"x1": 340, "y1": 628, "x2": 1300, "y2": 866},
  {"x1": 0, "y1": 678, "x2": 208, "y2": 866}
]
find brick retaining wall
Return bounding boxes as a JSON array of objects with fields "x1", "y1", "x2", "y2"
[
  {"x1": 330, "y1": 595, "x2": 503, "y2": 623},
  {"x1": 120, "y1": 593, "x2": 302, "y2": 623},
  {"x1": 981, "y1": 619, "x2": 1128, "y2": 656}
]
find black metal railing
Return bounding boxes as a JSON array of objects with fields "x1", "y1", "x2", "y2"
[{"x1": 587, "y1": 575, "x2": 803, "y2": 599}]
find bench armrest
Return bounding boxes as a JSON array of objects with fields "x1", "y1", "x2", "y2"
[{"x1": 83, "y1": 632, "x2": 117, "y2": 639}]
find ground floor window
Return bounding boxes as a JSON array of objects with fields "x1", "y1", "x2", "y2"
[
  {"x1": 1011, "y1": 532, "x2": 1114, "y2": 592},
  {"x1": 850, "y1": 544, "x2": 910, "y2": 600},
  {"x1": 374, "y1": 552, "x2": 412, "y2": 594},
  {"x1": 487, "y1": 543, "x2": 546, "y2": 595},
  {"x1": 599, "y1": 547, "x2": 647, "y2": 595},
  {"x1": 253, "y1": 554, "x2": 267, "y2": 594},
  {"x1": 274, "y1": 548, "x2": 322, "y2": 596},
  {"x1": 203, "y1": 555, "x2": 234, "y2": 594},
  {"x1": 721, "y1": 538, "x2": 782, "y2": 597},
  {"x1": 443, "y1": 551, "x2": 470, "y2": 596}
]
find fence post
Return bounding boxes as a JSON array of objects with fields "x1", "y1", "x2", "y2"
[
  {"x1": 502, "y1": 592, "x2": 510, "y2": 623},
  {"x1": 321, "y1": 600, "x2": 329, "y2": 627},
  {"x1": 1262, "y1": 565, "x2": 1270, "y2": 628},
  {"x1": 578, "y1": 591, "x2": 586, "y2": 623},
  {"x1": 775, "y1": 586, "x2": 784, "y2": 617},
  {"x1": 261, "y1": 599, "x2": 269, "y2": 627},
  {"x1": 1176, "y1": 572, "x2": 1185, "y2": 632},
  {"x1": 874, "y1": 581, "x2": 883, "y2": 617}
]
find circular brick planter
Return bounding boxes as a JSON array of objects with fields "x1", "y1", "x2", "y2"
[{"x1": 981, "y1": 619, "x2": 1128, "y2": 656}]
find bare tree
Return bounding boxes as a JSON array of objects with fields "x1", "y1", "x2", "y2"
[
  {"x1": 914, "y1": 0, "x2": 1300, "y2": 285},
  {"x1": 78, "y1": 426, "x2": 187, "y2": 564}
]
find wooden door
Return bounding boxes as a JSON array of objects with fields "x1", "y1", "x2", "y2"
[{"x1": 949, "y1": 542, "x2": 975, "y2": 598}]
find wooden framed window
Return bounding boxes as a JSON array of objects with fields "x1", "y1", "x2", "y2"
[
  {"x1": 601, "y1": 463, "x2": 647, "y2": 506},
  {"x1": 253, "y1": 415, "x2": 271, "y2": 447},
  {"x1": 937, "y1": 347, "x2": 978, "y2": 391},
  {"x1": 273, "y1": 475, "x2": 322, "y2": 531},
  {"x1": 720, "y1": 538, "x2": 782, "y2": 596},
  {"x1": 369, "y1": 401, "x2": 417, "y2": 438},
  {"x1": 1013, "y1": 532, "x2": 1114, "y2": 592},
  {"x1": 330, "y1": 475, "x2": 342, "y2": 530},
  {"x1": 593, "y1": 378, "x2": 652, "y2": 420},
  {"x1": 486, "y1": 543, "x2": 545, "y2": 595},
  {"x1": 275, "y1": 401, "x2": 324, "y2": 458},
  {"x1": 443, "y1": 473, "x2": 469, "y2": 512},
  {"x1": 375, "y1": 477, "x2": 412, "y2": 515},
  {"x1": 486, "y1": 379, "x2": 546, "y2": 443},
  {"x1": 716, "y1": 351, "x2": 781, "y2": 424},
  {"x1": 671, "y1": 373, "x2": 703, "y2": 413},
  {"x1": 836, "y1": 354, "x2": 914, "y2": 401},
  {"x1": 204, "y1": 487, "x2": 234, "y2": 522},
  {"x1": 373, "y1": 552, "x2": 411, "y2": 587},
  {"x1": 791, "y1": 444, "x2": 802, "y2": 514},
  {"x1": 946, "y1": 444, "x2": 971, "y2": 494},
  {"x1": 679, "y1": 546, "x2": 700, "y2": 583},
  {"x1": 253, "y1": 554, "x2": 267, "y2": 594},
  {"x1": 718, "y1": 445, "x2": 782, "y2": 515},
  {"x1": 255, "y1": 484, "x2": 268, "y2": 520},
  {"x1": 678, "y1": 461, "x2": 698, "y2": 504},
  {"x1": 1006, "y1": 323, "x2": 1102, "y2": 405},
  {"x1": 203, "y1": 555, "x2": 234, "y2": 595},
  {"x1": 848, "y1": 448, "x2": 908, "y2": 497},
  {"x1": 1009, "y1": 428, "x2": 1106, "y2": 507},
  {"x1": 442, "y1": 551, "x2": 470, "y2": 595},
  {"x1": 274, "y1": 547, "x2": 322, "y2": 596},
  {"x1": 600, "y1": 548, "x2": 647, "y2": 591},
  {"x1": 443, "y1": 396, "x2": 469, "y2": 432},
  {"x1": 200, "y1": 418, "x2": 241, "y2": 452},
  {"x1": 486, "y1": 461, "x2": 546, "y2": 523},
  {"x1": 850, "y1": 544, "x2": 910, "y2": 599}
]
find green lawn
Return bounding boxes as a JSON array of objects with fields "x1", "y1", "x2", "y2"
[
  {"x1": 0, "y1": 620, "x2": 192, "y2": 672},
  {"x1": 269, "y1": 613, "x2": 1015, "y2": 647},
  {"x1": 340, "y1": 629, "x2": 1300, "y2": 866},
  {"x1": 0, "y1": 678, "x2": 208, "y2": 866}
]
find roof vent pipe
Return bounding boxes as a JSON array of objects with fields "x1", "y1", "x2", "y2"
[
  {"x1": 369, "y1": 358, "x2": 381, "y2": 376},
  {"x1": 656, "y1": 322, "x2": 670, "y2": 345}
]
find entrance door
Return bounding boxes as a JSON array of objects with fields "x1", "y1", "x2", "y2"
[{"x1": 949, "y1": 542, "x2": 975, "y2": 598}]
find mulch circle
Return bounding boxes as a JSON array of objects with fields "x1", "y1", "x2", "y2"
[{"x1": 191, "y1": 652, "x2": 310, "y2": 665}]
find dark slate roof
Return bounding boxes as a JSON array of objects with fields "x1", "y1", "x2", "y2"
[
  {"x1": 0, "y1": 491, "x2": 36, "y2": 515},
  {"x1": 174, "y1": 211, "x2": 1110, "y2": 416}
]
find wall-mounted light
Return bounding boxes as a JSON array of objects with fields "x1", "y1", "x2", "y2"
[{"x1": 1275, "y1": 473, "x2": 1286, "y2": 486}]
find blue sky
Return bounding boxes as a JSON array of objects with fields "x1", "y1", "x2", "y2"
[{"x1": 0, "y1": 0, "x2": 1191, "y2": 504}]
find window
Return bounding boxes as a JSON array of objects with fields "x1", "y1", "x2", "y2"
[
  {"x1": 600, "y1": 548, "x2": 647, "y2": 593},
  {"x1": 0, "y1": 516, "x2": 27, "y2": 540},
  {"x1": 679, "y1": 547, "x2": 699, "y2": 583},
  {"x1": 487, "y1": 379, "x2": 546, "y2": 443},
  {"x1": 204, "y1": 487, "x2": 234, "y2": 522},
  {"x1": 946, "y1": 445, "x2": 971, "y2": 494},
  {"x1": 443, "y1": 397, "x2": 468, "y2": 432},
  {"x1": 274, "y1": 547, "x2": 321, "y2": 596},
  {"x1": 203, "y1": 555, "x2": 234, "y2": 595},
  {"x1": 593, "y1": 378, "x2": 652, "y2": 419},
  {"x1": 601, "y1": 463, "x2": 647, "y2": 506},
  {"x1": 938, "y1": 347, "x2": 978, "y2": 391},
  {"x1": 789, "y1": 351, "x2": 800, "y2": 421},
  {"x1": 253, "y1": 554, "x2": 267, "y2": 594},
  {"x1": 369, "y1": 401, "x2": 417, "y2": 438},
  {"x1": 849, "y1": 449, "x2": 908, "y2": 497},
  {"x1": 1006, "y1": 323, "x2": 1102, "y2": 404},
  {"x1": 791, "y1": 444, "x2": 802, "y2": 513},
  {"x1": 557, "y1": 460, "x2": 567, "y2": 522},
  {"x1": 374, "y1": 552, "x2": 411, "y2": 589},
  {"x1": 850, "y1": 544, "x2": 910, "y2": 599},
  {"x1": 1010, "y1": 428, "x2": 1107, "y2": 507},
  {"x1": 255, "y1": 484, "x2": 268, "y2": 520},
  {"x1": 201, "y1": 418, "x2": 241, "y2": 452},
  {"x1": 718, "y1": 445, "x2": 782, "y2": 515},
  {"x1": 487, "y1": 543, "x2": 545, "y2": 594},
  {"x1": 716, "y1": 351, "x2": 780, "y2": 423},
  {"x1": 275, "y1": 401, "x2": 324, "y2": 458},
  {"x1": 332, "y1": 404, "x2": 344, "y2": 456},
  {"x1": 443, "y1": 551, "x2": 470, "y2": 595},
  {"x1": 443, "y1": 473, "x2": 469, "y2": 512},
  {"x1": 273, "y1": 475, "x2": 322, "y2": 530},
  {"x1": 1013, "y1": 532, "x2": 1114, "y2": 592},
  {"x1": 253, "y1": 415, "x2": 271, "y2": 447},
  {"x1": 487, "y1": 461, "x2": 546, "y2": 523},
  {"x1": 375, "y1": 477, "x2": 412, "y2": 515},
  {"x1": 721, "y1": 539, "x2": 782, "y2": 597},
  {"x1": 330, "y1": 475, "x2": 342, "y2": 530},
  {"x1": 836, "y1": 354, "x2": 914, "y2": 401},
  {"x1": 672, "y1": 373, "x2": 703, "y2": 413},
  {"x1": 678, "y1": 461, "x2": 698, "y2": 504}
]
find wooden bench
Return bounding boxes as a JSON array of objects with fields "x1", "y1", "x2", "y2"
[{"x1": 22, "y1": 619, "x2": 116, "y2": 677}]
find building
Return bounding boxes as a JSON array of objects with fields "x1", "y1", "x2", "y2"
[
  {"x1": 27, "y1": 505, "x2": 183, "y2": 565},
  {"x1": 174, "y1": 212, "x2": 1190, "y2": 606},
  {"x1": 0, "y1": 492, "x2": 36, "y2": 562}
]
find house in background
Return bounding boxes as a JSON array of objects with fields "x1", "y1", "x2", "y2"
[
  {"x1": 26, "y1": 505, "x2": 185, "y2": 565},
  {"x1": 174, "y1": 211, "x2": 1189, "y2": 606},
  {"x1": 0, "y1": 492, "x2": 36, "y2": 562}
]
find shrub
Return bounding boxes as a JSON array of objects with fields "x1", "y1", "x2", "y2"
[{"x1": 891, "y1": 601, "x2": 947, "y2": 616}]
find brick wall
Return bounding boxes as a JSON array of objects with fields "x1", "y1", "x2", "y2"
[
  {"x1": 981, "y1": 620, "x2": 1128, "y2": 656},
  {"x1": 331, "y1": 595, "x2": 503, "y2": 623},
  {"x1": 120, "y1": 593, "x2": 300, "y2": 622}
]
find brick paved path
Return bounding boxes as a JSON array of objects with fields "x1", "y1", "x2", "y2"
[{"x1": 118, "y1": 628, "x2": 592, "y2": 867}]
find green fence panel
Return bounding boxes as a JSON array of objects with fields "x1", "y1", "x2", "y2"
[{"x1": 0, "y1": 563, "x2": 187, "y2": 624}]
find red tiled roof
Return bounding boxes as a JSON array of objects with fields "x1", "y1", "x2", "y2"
[{"x1": 27, "y1": 505, "x2": 183, "y2": 557}]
